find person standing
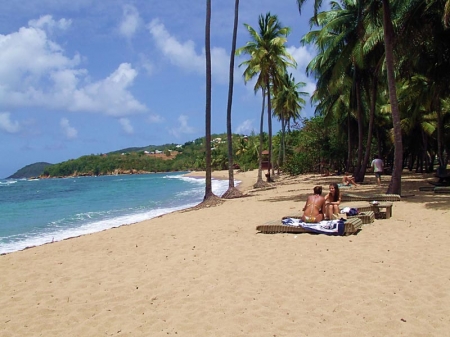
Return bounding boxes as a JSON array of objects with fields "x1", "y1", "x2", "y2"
[{"x1": 371, "y1": 155, "x2": 384, "y2": 186}]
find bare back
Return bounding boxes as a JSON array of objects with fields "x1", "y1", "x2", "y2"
[{"x1": 301, "y1": 194, "x2": 325, "y2": 223}]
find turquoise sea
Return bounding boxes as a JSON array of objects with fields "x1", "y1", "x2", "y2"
[{"x1": 0, "y1": 172, "x2": 233, "y2": 255}]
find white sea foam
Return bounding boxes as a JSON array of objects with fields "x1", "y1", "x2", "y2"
[
  {"x1": 0, "y1": 203, "x2": 197, "y2": 255},
  {"x1": 0, "y1": 180, "x2": 17, "y2": 186},
  {"x1": 0, "y1": 172, "x2": 240, "y2": 255},
  {"x1": 166, "y1": 173, "x2": 237, "y2": 196}
]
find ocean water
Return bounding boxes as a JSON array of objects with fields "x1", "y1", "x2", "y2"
[{"x1": 0, "y1": 172, "x2": 233, "y2": 255}]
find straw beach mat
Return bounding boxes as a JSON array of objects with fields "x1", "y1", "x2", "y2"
[
  {"x1": 256, "y1": 218, "x2": 363, "y2": 236},
  {"x1": 347, "y1": 211, "x2": 375, "y2": 224},
  {"x1": 282, "y1": 211, "x2": 374, "y2": 225},
  {"x1": 341, "y1": 193, "x2": 401, "y2": 202},
  {"x1": 434, "y1": 187, "x2": 450, "y2": 194}
]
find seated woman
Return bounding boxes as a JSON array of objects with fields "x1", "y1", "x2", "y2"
[
  {"x1": 301, "y1": 186, "x2": 326, "y2": 223},
  {"x1": 325, "y1": 183, "x2": 342, "y2": 220},
  {"x1": 342, "y1": 173, "x2": 359, "y2": 187}
]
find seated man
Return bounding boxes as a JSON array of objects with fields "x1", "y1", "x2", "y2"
[
  {"x1": 301, "y1": 186, "x2": 326, "y2": 223},
  {"x1": 342, "y1": 173, "x2": 359, "y2": 187}
]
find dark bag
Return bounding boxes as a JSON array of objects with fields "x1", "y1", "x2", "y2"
[{"x1": 347, "y1": 208, "x2": 359, "y2": 216}]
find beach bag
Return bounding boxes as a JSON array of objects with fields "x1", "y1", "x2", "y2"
[{"x1": 347, "y1": 208, "x2": 359, "y2": 216}]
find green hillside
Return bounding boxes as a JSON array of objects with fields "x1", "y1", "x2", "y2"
[
  {"x1": 10, "y1": 133, "x2": 261, "y2": 178},
  {"x1": 7, "y1": 162, "x2": 53, "y2": 179}
]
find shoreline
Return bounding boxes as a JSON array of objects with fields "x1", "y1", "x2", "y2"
[
  {"x1": 1, "y1": 172, "x2": 231, "y2": 256},
  {"x1": 184, "y1": 169, "x2": 255, "y2": 192},
  {"x1": 1, "y1": 170, "x2": 450, "y2": 336}
]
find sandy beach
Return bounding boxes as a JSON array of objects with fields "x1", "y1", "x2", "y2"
[{"x1": 1, "y1": 169, "x2": 450, "y2": 336}]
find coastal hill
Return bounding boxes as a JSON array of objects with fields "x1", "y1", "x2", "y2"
[
  {"x1": 6, "y1": 143, "x2": 188, "y2": 179},
  {"x1": 6, "y1": 133, "x2": 249, "y2": 179},
  {"x1": 7, "y1": 162, "x2": 53, "y2": 179}
]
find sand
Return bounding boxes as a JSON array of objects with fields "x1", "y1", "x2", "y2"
[{"x1": 1, "y1": 169, "x2": 450, "y2": 336}]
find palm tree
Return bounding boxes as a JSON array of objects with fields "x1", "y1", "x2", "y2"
[
  {"x1": 379, "y1": 0, "x2": 403, "y2": 194},
  {"x1": 222, "y1": 0, "x2": 243, "y2": 199},
  {"x1": 301, "y1": 1, "x2": 364, "y2": 174},
  {"x1": 257, "y1": 89, "x2": 267, "y2": 186},
  {"x1": 297, "y1": 0, "x2": 404, "y2": 195},
  {"x1": 399, "y1": 0, "x2": 450, "y2": 170},
  {"x1": 202, "y1": 0, "x2": 220, "y2": 205},
  {"x1": 236, "y1": 13, "x2": 296, "y2": 184},
  {"x1": 395, "y1": 75, "x2": 438, "y2": 172},
  {"x1": 272, "y1": 73, "x2": 308, "y2": 167}
]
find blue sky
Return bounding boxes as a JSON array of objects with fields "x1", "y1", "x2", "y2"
[{"x1": 0, "y1": 0, "x2": 317, "y2": 178}]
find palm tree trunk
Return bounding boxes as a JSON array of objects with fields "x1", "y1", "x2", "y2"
[
  {"x1": 346, "y1": 112, "x2": 352, "y2": 172},
  {"x1": 382, "y1": 0, "x2": 403, "y2": 195},
  {"x1": 281, "y1": 119, "x2": 286, "y2": 166},
  {"x1": 267, "y1": 85, "x2": 273, "y2": 182},
  {"x1": 256, "y1": 90, "x2": 265, "y2": 185},
  {"x1": 354, "y1": 77, "x2": 364, "y2": 180},
  {"x1": 204, "y1": 0, "x2": 214, "y2": 200},
  {"x1": 222, "y1": 0, "x2": 242, "y2": 199},
  {"x1": 360, "y1": 79, "x2": 378, "y2": 182},
  {"x1": 421, "y1": 129, "x2": 428, "y2": 172},
  {"x1": 435, "y1": 96, "x2": 445, "y2": 168},
  {"x1": 353, "y1": 0, "x2": 364, "y2": 179}
]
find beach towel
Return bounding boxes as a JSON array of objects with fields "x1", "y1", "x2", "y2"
[
  {"x1": 281, "y1": 218, "x2": 345, "y2": 236},
  {"x1": 256, "y1": 217, "x2": 363, "y2": 235},
  {"x1": 337, "y1": 183, "x2": 352, "y2": 189}
]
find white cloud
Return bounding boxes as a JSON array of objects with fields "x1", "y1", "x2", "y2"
[
  {"x1": 0, "y1": 112, "x2": 20, "y2": 133},
  {"x1": 60, "y1": 117, "x2": 77, "y2": 139},
  {"x1": 210, "y1": 47, "x2": 230, "y2": 84},
  {"x1": 139, "y1": 54, "x2": 155, "y2": 76},
  {"x1": 168, "y1": 114, "x2": 196, "y2": 138},
  {"x1": 28, "y1": 15, "x2": 72, "y2": 32},
  {"x1": 235, "y1": 119, "x2": 255, "y2": 135},
  {"x1": 287, "y1": 45, "x2": 316, "y2": 96},
  {"x1": 0, "y1": 22, "x2": 80, "y2": 88},
  {"x1": 148, "y1": 19, "x2": 204, "y2": 73},
  {"x1": 68, "y1": 63, "x2": 147, "y2": 116},
  {"x1": 0, "y1": 17, "x2": 147, "y2": 116},
  {"x1": 287, "y1": 45, "x2": 314, "y2": 69},
  {"x1": 147, "y1": 19, "x2": 229, "y2": 83},
  {"x1": 147, "y1": 113, "x2": 164, "y2": 123},
  {"x1": 119, "y1": 118, "x2": 134, "y2": 134},
  {"x1": 119, "y1": 5, "x2": 141, "y2": 39}
]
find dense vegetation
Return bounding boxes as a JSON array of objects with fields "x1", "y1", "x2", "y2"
[
  {"x1": 229, "y1": 1, "x2": 450, "y2": 194},
  {"x1": 35, "y1": 133, "x2": 261, "y2": 178}
]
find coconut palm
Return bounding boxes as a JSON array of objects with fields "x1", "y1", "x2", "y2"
[
  {"x1": 256, "y1": 89, "x2": 267, "y2": 186},
  {"x1": 236, "y1": 13, "x2": 296, "y2": 185},
  {"x1": 379, "y1": 0, "x2": 403, "y2": 194},
  {"x1": 297, "y1": 0, "x2": 404, "y2": 194},
  {"x1": 365, "y1": 0, "x2": 450, "y2": 174},
  {"x1": 301, "y1": 0, "x2": 366, "y2": 174},
  {"x1": 398, "y1": 0, "x2": 450, "y2": 169},
  {"x1": 272, "y1": 72, "x2": 308, "y2": 167},
  {"x1": 202, "y1": 0, "x2": 220, "y2": 205},
  {"x1": 222, "y1": 0, "x2": 243, "y2": 199}
]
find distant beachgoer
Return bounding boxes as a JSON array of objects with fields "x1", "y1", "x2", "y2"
[
  {"x1": 342, "y1": 173, "x2": 359, "y2": 187},
  {"x1": 301, "y1": 186, "x2": 326, "y2": 223},
  {"x1": 371, "y1": 155, "x2": 384, "y2": 186},
  {"x1": 325, "y1": 183, "x2": 341, "y2": 220}
]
